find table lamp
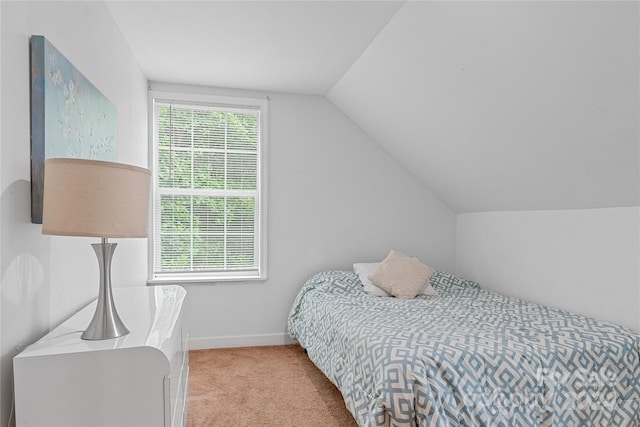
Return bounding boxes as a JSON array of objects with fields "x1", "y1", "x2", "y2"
[{"x1": 41, "y1": 158, "x2": 151, "y2": 340}]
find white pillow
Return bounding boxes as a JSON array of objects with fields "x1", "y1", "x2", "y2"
[
  {"x1": 353, "y1": 260, "x2": 438, "y2": 297},
  {"x1": 354, "y1": 262, "x2": 390, "y2": 297}
]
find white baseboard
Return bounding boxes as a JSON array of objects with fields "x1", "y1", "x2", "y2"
[{"x1": 188, "y1": 332, "x2": 297, "y2": 350}]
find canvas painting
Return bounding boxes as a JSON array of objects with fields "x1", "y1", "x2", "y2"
[{"x1": 30, "y1": 35, "x2": 117, "y2": 224}]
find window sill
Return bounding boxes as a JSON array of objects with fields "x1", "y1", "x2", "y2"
[{"x1": 147, "y1": 275, "x2": 267, "y2": 286}]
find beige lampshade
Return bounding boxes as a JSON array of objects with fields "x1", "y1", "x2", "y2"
[{"x1": 42, "y1": 158, "x2": 151, "y2": 238}]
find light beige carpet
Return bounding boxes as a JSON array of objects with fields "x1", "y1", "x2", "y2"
[{"x1": 188, "y1": 345, "x2": 359, "y2": 427}]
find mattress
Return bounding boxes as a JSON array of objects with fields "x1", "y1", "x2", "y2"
[{"x1": 287, "y1": 270, "x2": 640, "y2": 426}]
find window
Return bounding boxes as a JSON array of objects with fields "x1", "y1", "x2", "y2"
[{"x1": 149, "y1": 92, "x2": 267, "y2": 282}]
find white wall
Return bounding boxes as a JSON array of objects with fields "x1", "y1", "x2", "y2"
[
  {"x1": 0, "y1": 2, "x2": 147, "y2": 425},
  {"x1": 150, "y1": 83, "x2": 457, "y2": 349},
  {"x1": 456, "y1": 208, "x2": 640, "y2": 332}
]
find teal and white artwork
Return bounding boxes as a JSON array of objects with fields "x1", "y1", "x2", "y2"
[{"x1": 30, "y1": 35, "x2": 117, "y2": 223}]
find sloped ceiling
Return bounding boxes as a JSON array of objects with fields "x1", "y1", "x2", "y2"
[
  {"x1": 329, "y1": 1, "x2": 639, "y2": 212},
  {"x1": 107, "y1": 1, "x2": 639, "y2": 213},
  {"x1": 106, "y1": 1, "x2": 403, "y2": 95}
]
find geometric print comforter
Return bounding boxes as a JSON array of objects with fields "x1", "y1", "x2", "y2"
[{"x1": 287, "y1": 270, "x2": 640, "y2": 427}]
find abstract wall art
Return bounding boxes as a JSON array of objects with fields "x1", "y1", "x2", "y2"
[{"x1": 30, "y1": 35, "x2": 117, "y2": 224}]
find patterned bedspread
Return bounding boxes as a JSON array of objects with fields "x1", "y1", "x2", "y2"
[{"x1": 287, "y1": 270, "x2": 640, "y2": 427}]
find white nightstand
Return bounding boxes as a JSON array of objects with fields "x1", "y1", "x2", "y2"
[{"x1": 13, "y1": 285, "x2": 189, "y2": 427}]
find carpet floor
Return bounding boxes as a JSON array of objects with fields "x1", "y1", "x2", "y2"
[{"x1": 187, "y1": 345, "x2": 359, "y2": 427}]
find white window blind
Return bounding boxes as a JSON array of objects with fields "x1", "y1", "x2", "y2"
[{"x1": 150, "y1": 93, "x2": 267, "y2": 282}]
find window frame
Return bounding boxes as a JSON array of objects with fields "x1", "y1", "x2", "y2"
[{"x1": 147, "y1": 90, "x2": 268, "y2": 284}]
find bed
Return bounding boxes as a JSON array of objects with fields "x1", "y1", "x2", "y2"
[{"x1": 287, "y1": 269, "x2": 640, "y2": 426}]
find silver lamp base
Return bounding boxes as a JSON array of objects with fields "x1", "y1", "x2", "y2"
[{"x1": 81, "y1": 239, "x2": 130, "y2": 340}]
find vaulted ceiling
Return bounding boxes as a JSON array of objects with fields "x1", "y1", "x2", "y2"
[{"x1": 107, "y1": 0, "x2": 639, "y2": 213}]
